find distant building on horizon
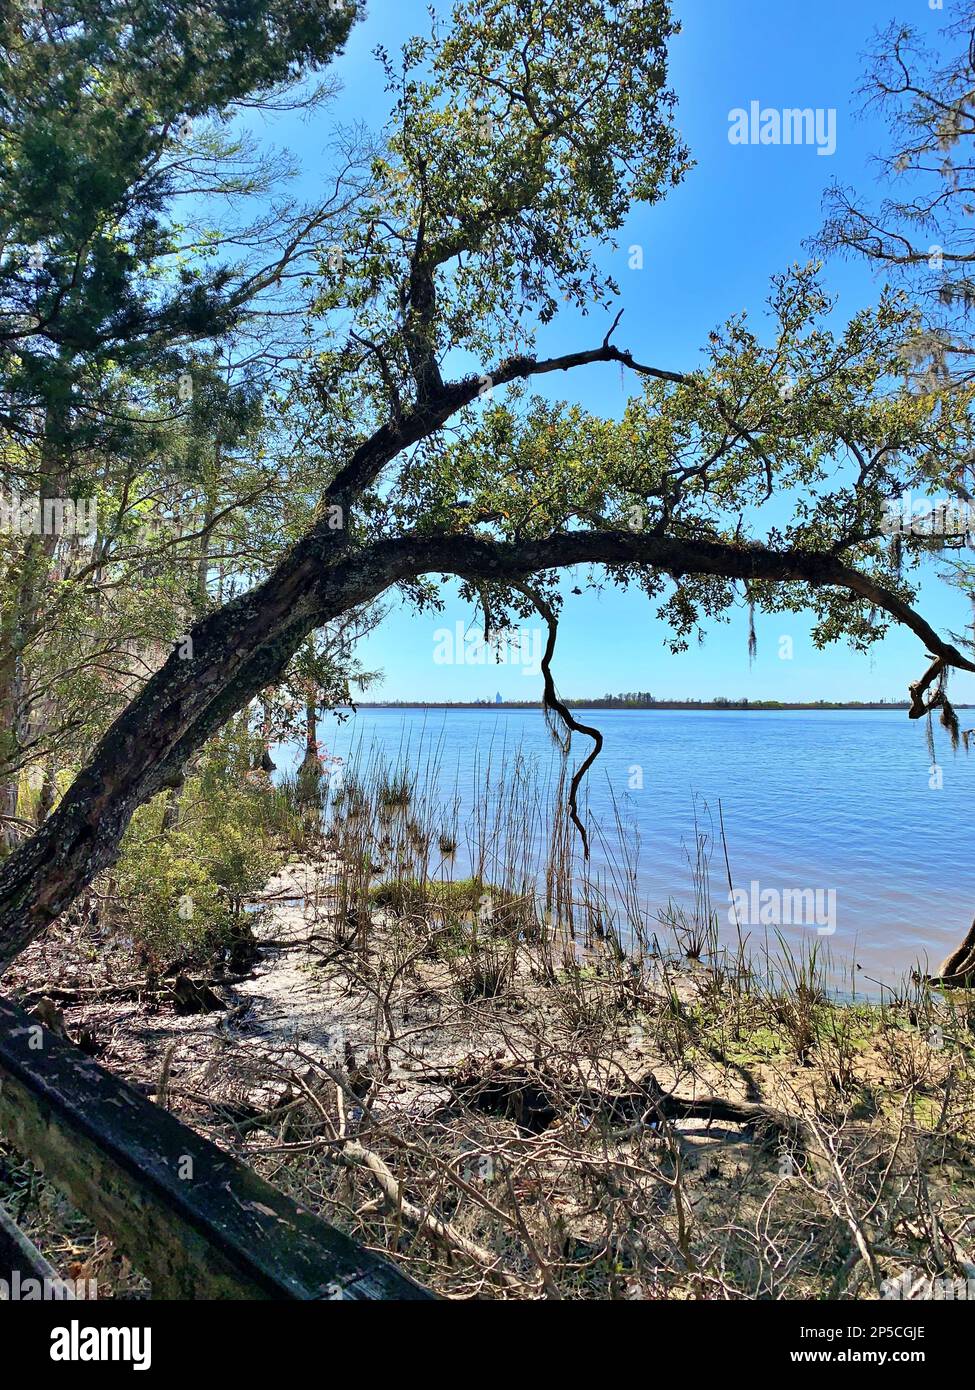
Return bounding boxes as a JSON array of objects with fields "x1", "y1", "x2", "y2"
[{"x1": 495, "y1": 691, "x2": 503, "y2": 704}]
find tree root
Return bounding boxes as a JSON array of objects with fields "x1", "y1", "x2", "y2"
[{"x1": 932, "y1": 916, "x2": 975, "y2": 987}]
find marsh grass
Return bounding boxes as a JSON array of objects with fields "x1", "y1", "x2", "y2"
[
  {"x1": 302, "y1": 746, "x2": 975, "y2": 1303},
  {"x1": 240, "y1": 810, "x2": 975, "y2": 1302}
]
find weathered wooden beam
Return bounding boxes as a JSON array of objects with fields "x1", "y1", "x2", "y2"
[
  {"x1": 0, "y1": 1200, "x2": 73, "y2": 1296},
  {"x1": 0, "y1": 997, "x2": 433, "y2": 1299}
]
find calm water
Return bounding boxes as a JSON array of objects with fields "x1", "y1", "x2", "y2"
[{"x1": 281, "y1": 707, "x2": 975, "y2": 992}]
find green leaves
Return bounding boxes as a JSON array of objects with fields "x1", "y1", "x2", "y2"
[
  {"x1": 396, "y1": 261, "x2": 975, "y2": 657},
  {"x1": 308, "y1": 0, "x2": 688, "y2": 411},
  {"x1": 0, "y1": 2, "x2": 361, "y2": 795}
]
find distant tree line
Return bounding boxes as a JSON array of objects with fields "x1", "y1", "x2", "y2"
[{"x1": 578, "y1": 694, "x2": 907, "y2": 709}]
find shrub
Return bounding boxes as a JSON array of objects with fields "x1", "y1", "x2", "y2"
[
  {"x1": 116, "y1": 813, "x2": 233, "y2": 967},
  {"x1": 115, "y1": 731, "x2": 281, "y2": 967}
]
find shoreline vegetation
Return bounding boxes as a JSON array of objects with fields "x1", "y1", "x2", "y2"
[{"x1": 3, "y1": 729, "x2": 974, "y2": 1300}]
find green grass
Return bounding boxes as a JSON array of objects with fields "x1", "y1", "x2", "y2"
[{"x1": 368, "y1": 876, "x2": 498, "y2": 915}]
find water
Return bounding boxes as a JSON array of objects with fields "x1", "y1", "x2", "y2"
[{"x1": 277, "y1": 707, "x2": 975, "y2": 993}]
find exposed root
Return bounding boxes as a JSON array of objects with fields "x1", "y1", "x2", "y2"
[
  {"x1": 17, "y1": 972, "x2": 251, "y2": 1010},
  {"x1": 933, "y1": 916, "x2": 975, "y2": 987}
]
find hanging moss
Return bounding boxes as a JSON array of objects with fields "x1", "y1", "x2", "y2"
[{"x1": 940, "y1": 696, "x2": 961, "y2": 750}]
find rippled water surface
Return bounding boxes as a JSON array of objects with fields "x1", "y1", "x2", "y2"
[{"x1": 283, "y1": 707, "x2": 975, "y2": 991}]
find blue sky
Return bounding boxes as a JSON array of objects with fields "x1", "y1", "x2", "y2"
[{"x1": 249, "y1": 0, "x2": 975, "y2": 704}]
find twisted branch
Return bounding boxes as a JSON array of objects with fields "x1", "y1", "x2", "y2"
[{"x1": 515, "y1": 585, "x2": 603, "y2": 858}]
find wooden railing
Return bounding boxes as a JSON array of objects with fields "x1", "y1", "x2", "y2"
[{"x1": 0, "y1": 996, "x2": 433, "y2": 1300}]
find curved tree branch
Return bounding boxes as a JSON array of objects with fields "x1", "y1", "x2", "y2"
[{"x1": 0, "y1": 518, "x2": 971, "y2": 972}]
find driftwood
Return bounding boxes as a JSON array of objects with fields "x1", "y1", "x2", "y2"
[
  {"x1": 331, "y1": 1137, "x2": 521, "y2": 1290},
  {"x1": 426, "y1": 1058, "x2": 803, "y2": 1148},
  {"x1": 16, "y1": 970, "x2": 254, "y2": 1010}
]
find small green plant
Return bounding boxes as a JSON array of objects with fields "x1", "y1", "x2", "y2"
[
  {"x1": 369, "y1": 876, "x2": 498, "y2": 916},
  {"x1": 116, "y1": 818, "x2": 232, "y2": 967},
  {"x1": 765, "y1": 931, "x2": 828, "y2": 1064},
  {"x1": 378, "y1": 775, "x2": 411, "y2": 809},
  {"x1": 115, "y1": 730, "x2": 281, "y2": 968},
  {"x1": 660, "y1": 897, "x2": 718, "y2": 960}
]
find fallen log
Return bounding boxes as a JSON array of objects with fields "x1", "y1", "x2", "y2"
[
  {"x1": 15, "y1": 971, "x2": 255, "y2": 1009},
  {"x1": 425, "y1": 1058, "x2": 803, "y2": 1148}
]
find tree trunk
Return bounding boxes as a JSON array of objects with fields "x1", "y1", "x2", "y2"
[
  {"x1": 0, "y1": 779, "x2": 21, "y2": 855},
  {"x1": 0, "y1": 517, "x2": 382, "y2": 970},
  {"x1": 297, "y1": 692, "x2": 322, "y2": 804},
  {"x1": 35, "y1": 758, "x2": 57, "y2": 826},
  {"x1": 0, "y1": 389, "x2": 70, "y2": 850},
  {"x1": 258, "y1": 700, "x2": 275, "y2": 773}
]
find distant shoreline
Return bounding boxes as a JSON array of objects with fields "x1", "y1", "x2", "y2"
[{"x1": 352, "y1": 700, "x2": 974, "y2": 712}]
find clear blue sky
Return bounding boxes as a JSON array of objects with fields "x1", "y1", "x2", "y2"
[{"x1": 249, "y1": 0, "x2": 975, "y2": 704}]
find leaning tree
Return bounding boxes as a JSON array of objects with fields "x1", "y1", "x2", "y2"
[{"x1": 1, "y1": 0, "x2": 975, "y2": 982}]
